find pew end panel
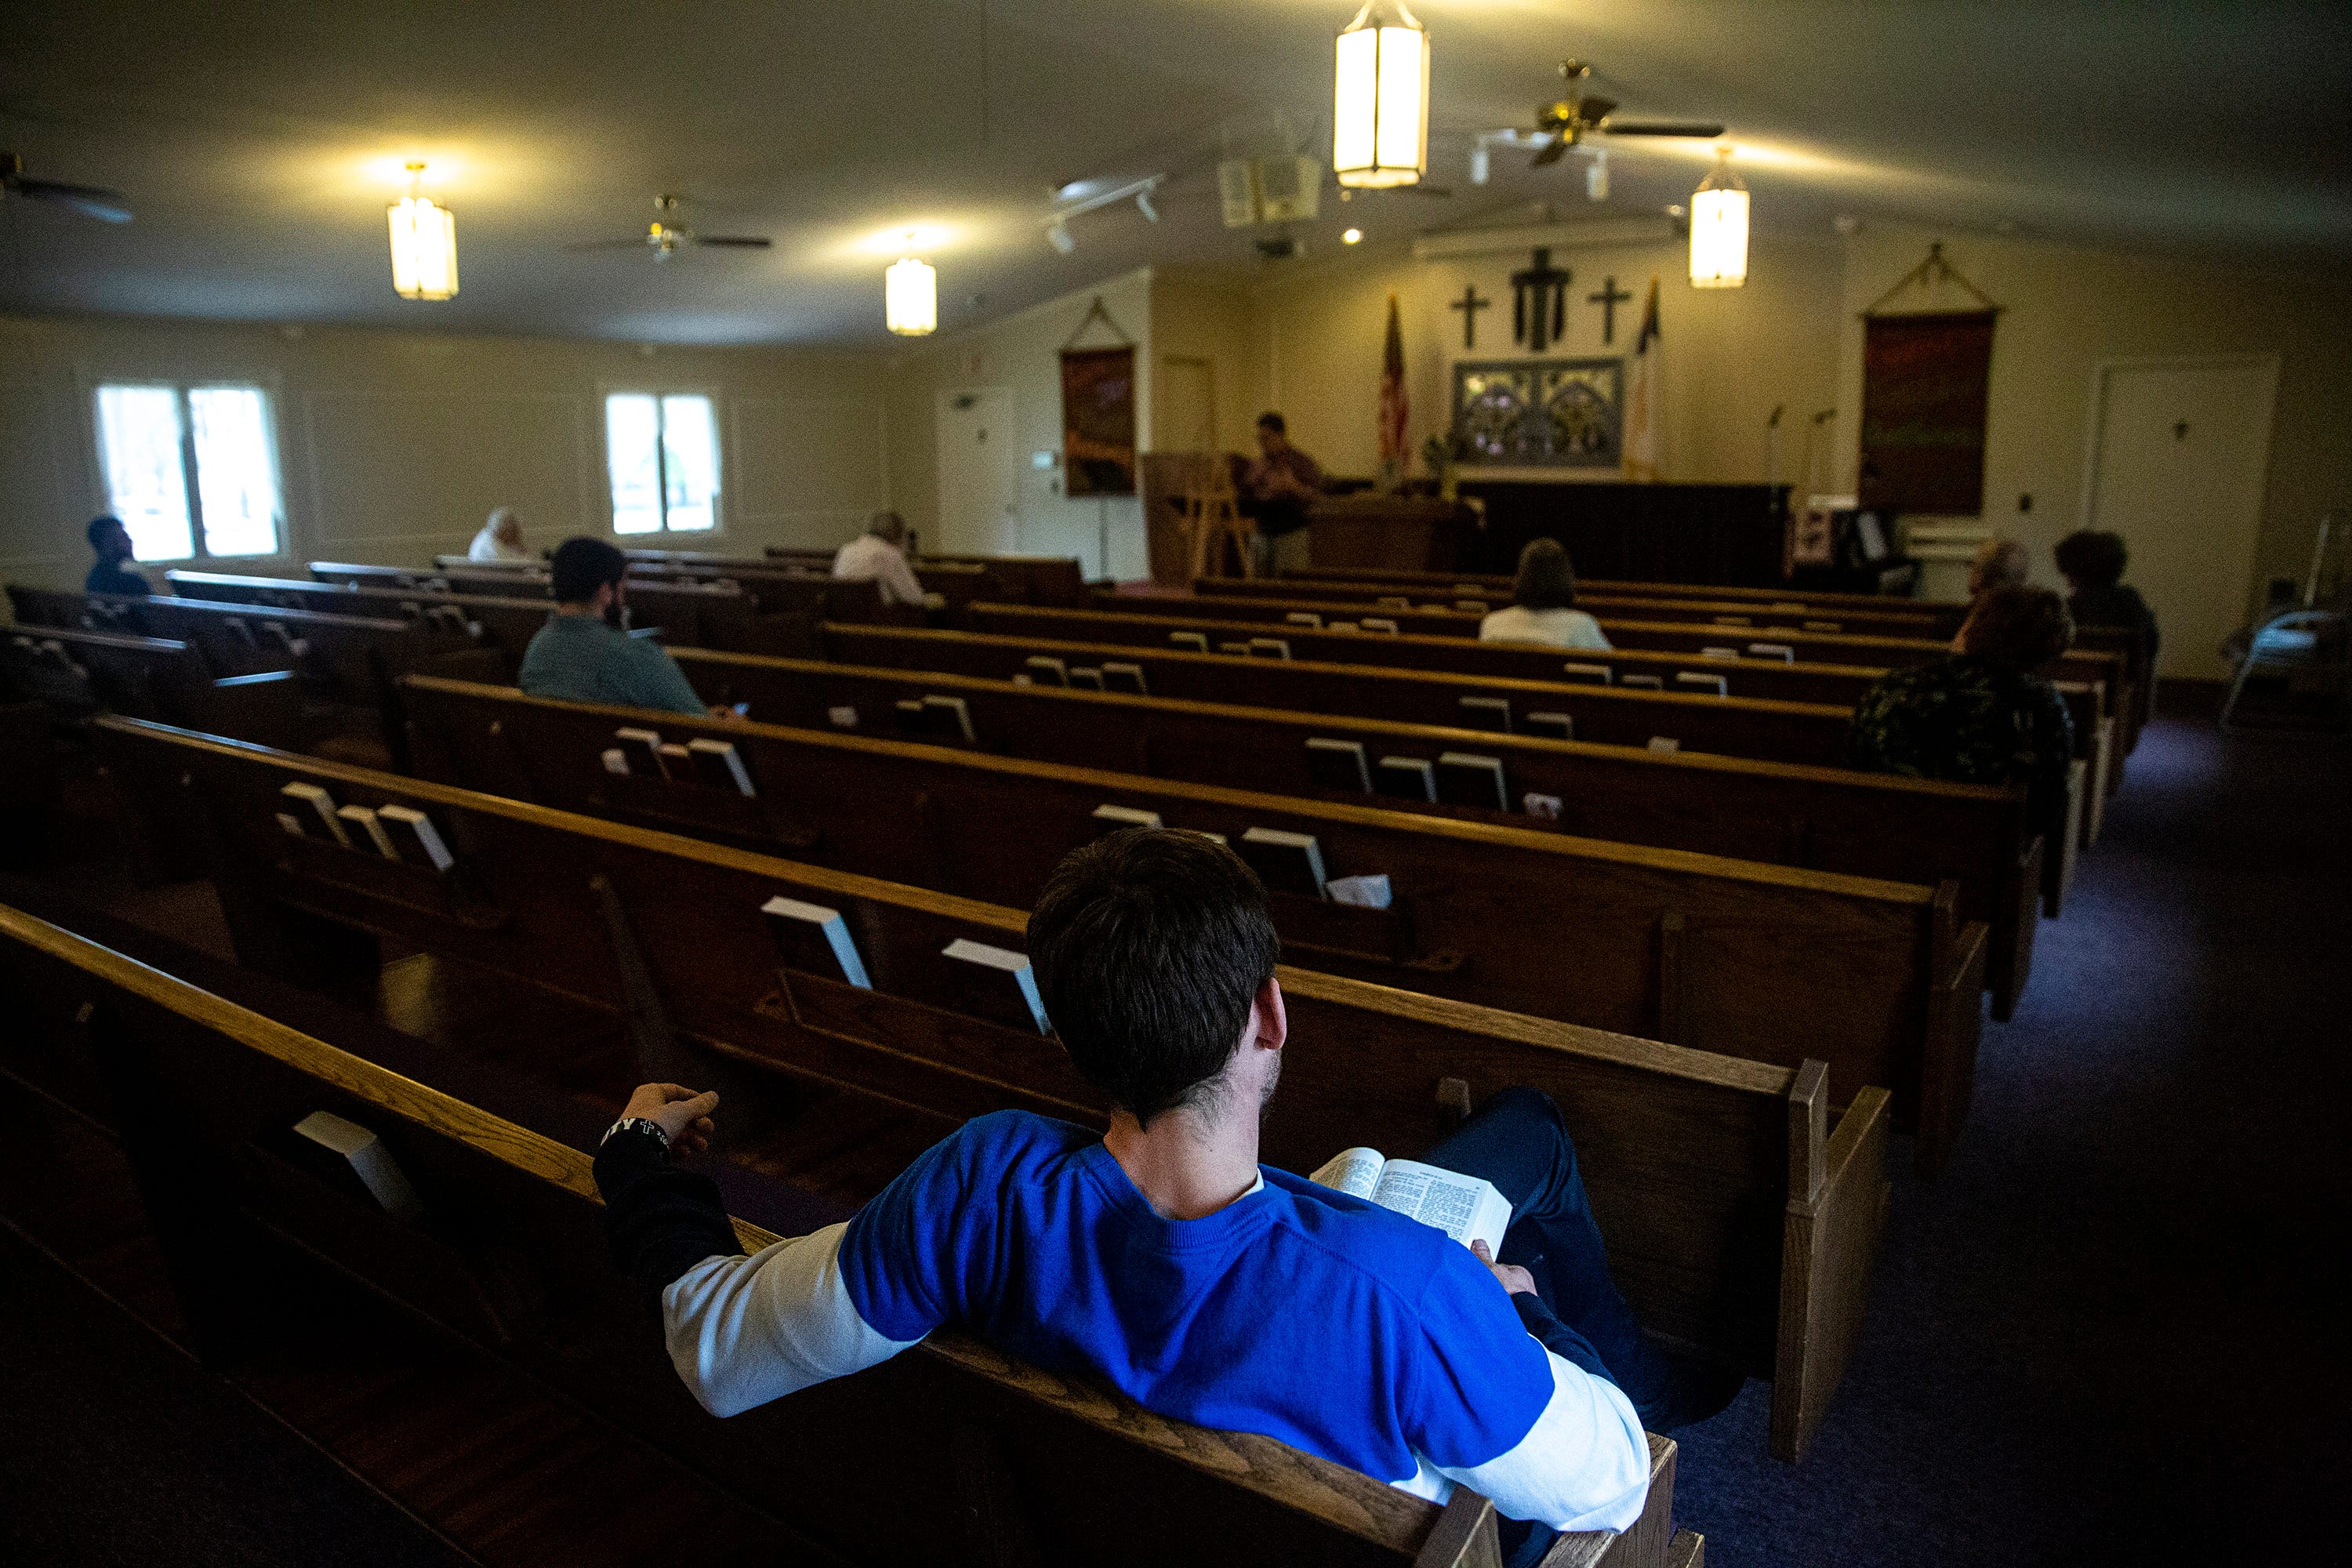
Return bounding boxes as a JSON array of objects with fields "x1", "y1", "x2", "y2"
[
  {"x1": 1990, "y1": 833, "x2": 2043, "y2": 1025},
  {"x1": 1769, "y1": 1065, "x2": 1893, "y2": 1463},
  {"x1": 2044, "y1": 759, "x2": 2089, "y2": 919},
  {"x1": 1912, "y1": 885, "x2": 1991, "y2": 1180}
]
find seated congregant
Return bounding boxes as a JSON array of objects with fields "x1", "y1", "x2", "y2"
[
  {"x1": 832, "y1": 510, "x2": 926, "y2": 608},
  {"x1": 1240, "y1": 411, "x2": 1325, "y2": 576},
  {"x1": 1479, "y1": 538, "x2": 1611, "y2": 652},
  {"x1": 2054, "y1": 528, "x2": 2158, "y2": 671},
  {"x1": 517, "y1": 537, "x2": 721, "y2": 717},
  {"x1": 1966, "y1": 537, "x2": 2030, "y2": 605},
  {"x1": 1849, "y1": 584, "x2": 2077, "y2": 850},
  {"x1": 84, "y1": 515, "x2": 151, "y2": 597},
  {"x1": 595, "y1": 829, "x2": 1737, "y2": 1563},
  {"x1": 467, "y1": 505, "x2": 532, "y2": 563}
]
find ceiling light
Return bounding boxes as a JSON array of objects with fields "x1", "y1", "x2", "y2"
[
  {"x1": 387, "y1": 162, "x2": 457, "y2": 300},
  {"x1": 1047, "y1": 221, "x2": 1076, "y2": 254},
  {"x1": 885, "y1": 242, "x2": 936, "y2": 336},
  {"x1": 1342, "y1": 227, "x2": 1363, "y2": 244},
  {"x1": 1135, "y1": 190, "x2": 1159, "y2": 223},
  {"x1": 1333, "y1": 2, "x2": 1428, "y2": 189},
  {"x1": 1690, "y1": 152, "x2": 1748, "y2": 289}
]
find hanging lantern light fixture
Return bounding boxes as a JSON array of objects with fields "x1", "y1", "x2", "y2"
[
  {"x1": 884, "y1": 241, "x2": 937, "y2": 336},
  {"x1": 387, "y1": 162, "x2": 458, "y2": 300},
  {"x1": 1688, "y1": 152, "x2": 1749, "y2": 289},
  {"x1": 1332, "y1": 1, "x2": 1428, "y2": 190}
]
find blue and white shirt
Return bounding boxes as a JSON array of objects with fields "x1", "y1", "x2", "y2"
[{"x1": 643, "y1": 1111, "x2": 1649, "y2": 1532}]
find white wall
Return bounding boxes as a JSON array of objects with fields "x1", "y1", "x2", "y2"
[
  {"x1": 1238, "y1": 230, "x2": 1847, "y2": 490},
  {"x1": 0, "y1": 314, "x2": 891, "y2": 591},
  {"x1": 881, "y1": 270, "x2": 1155, "y2": 580}
]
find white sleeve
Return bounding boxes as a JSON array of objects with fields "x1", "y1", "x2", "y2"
[
  {"x1": 659, "y1": 1221, "x2": 923, "y2": 1417},
  {"x1": 883, "y1": 547, "x2": 927, "y2": 608},
  {"x1": 1398, "y1": 1348, "x2": 1651, "y2": 1534}
]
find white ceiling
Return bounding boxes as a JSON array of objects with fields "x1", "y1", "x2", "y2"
[{"x1": 2, "y1": 1, "x2": 2347, "y2": 347}]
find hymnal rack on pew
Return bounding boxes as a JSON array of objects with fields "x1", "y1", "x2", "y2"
[{"x1": 1311, "y1": 1148, "x2": 1511, "y2": 1254}]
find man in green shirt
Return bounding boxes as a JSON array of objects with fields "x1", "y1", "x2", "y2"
[{"x1": 517, "y1": 537, "x2": 721, "y2": 718}]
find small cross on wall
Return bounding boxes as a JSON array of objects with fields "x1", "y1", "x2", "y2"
[{"x1": 1588, "y1": 275, "x2": 1632, "y2": 344}]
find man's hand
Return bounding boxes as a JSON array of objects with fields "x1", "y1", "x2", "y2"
[
  {"x1": 623, "y1": 1082, "x2": 720, "y2": 1158},
  {"x1": 1471, "y1": 1238, "x2": 1536, "y2": 1297}
]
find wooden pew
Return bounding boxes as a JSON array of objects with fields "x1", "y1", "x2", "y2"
[
  {"x1": 81, "y1": 716, "x2": 1891, "y2": 1465},
  {"x1": 631, "y1": 554, "x2": 988, "y2": 615},
  {"x1": 0, "y1": 622, "x2": 305, "y2": 750},
  {"x1": 328, "y1": 555, "x2": 913, "y2": 630},
  {"x1": 738, "y1": 546, "x2": 1091, "y2": 608},
  {"x1": 7, "y1": 586, "x2": 492, "y2": 767},
  {"x1": 1297, "y1": 564, "x2": 1968, "y2": 623},
  {"x1": 1073, "y1": 590, "x2": 2131, "y2": 705},
  {"x1": 672, "y1": 646, "x2": 2044, "y2": 1020},
  {"x1": 953, "y1": 604, "x2": 2119, "y2": 832},
  {"x1": 0, "y1": 901, "x2": 1700, "y2": 1562},
  {"x1": 1201, "y1": 575, "x2": 1951, "y2": 640},
  {"x1": 388, "y1": 677, "x2": 1984, "y2": 1174}
]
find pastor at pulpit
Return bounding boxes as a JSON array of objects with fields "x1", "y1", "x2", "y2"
[{"x1": 1239, "y1": 411, "x2": 1326, "y2": 575}]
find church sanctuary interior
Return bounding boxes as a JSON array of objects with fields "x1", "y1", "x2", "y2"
[{"x1": 5, "y1": 3, "x2": 2350, "y2": 1563}]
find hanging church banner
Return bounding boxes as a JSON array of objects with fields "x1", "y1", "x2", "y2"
[
  {"x1": 1451, "y1": 358, "x2": 1622, "y2": 468},
  {"x1": 1060, "y1": 346, "x2": 1137, "y2": 496},
  {"x1": 1858, "y1": 311, "x2": 1996, "y2": 514}
]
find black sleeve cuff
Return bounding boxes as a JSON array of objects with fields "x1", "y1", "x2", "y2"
[
  {"x1": 593, "y1": 1127, "x2": 741, "y2": 1305},
  {"x1": 1511, "y1": 1290, "x2": 1616, "y2": 1384}
]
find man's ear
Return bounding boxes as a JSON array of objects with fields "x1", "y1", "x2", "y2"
[{"x1": 1254, "y1": 975, "x2": 1287, "y2": 1053}]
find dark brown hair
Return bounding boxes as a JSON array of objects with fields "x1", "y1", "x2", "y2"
[
  {"x1": 2053, "y1": 530, "x2": 2129, "y2": 592},
  {"x1": 1960, "y1": 584, "x2": 2074, "y2": 673},
  {"x1": 1511, "y1": 537, "x2": 1578, "y2": 612},
  {"x1": 1025, "y1": 829, "x2": 1280, "y2": 1126}
]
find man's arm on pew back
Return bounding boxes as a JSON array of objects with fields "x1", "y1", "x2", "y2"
[{"x1": 593, "y1": 1083, "x2": 921, "y2": 1417}]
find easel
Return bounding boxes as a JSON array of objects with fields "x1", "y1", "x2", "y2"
[{"x1": 1182, "y1": 456, "x2": 1254, "y2": 579}]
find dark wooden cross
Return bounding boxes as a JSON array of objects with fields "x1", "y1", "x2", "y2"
[
  {"x1": 1588, "y1": 275, "x2": 1632, "y2": 344},
  {"x1": 1450, "y1": 284, "x2": 1492, "y2": 350},
  {"x1": 1511, "y1": 248, "x2": 1571, "y2": 354}
]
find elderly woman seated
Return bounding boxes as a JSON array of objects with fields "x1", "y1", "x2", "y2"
[
  {"x1": 1479, "y1": 538, "x2": 1612, "y2": 652},
  {"x1": 1849, "y1": 584, "x2": 2076, "y2": 851}
]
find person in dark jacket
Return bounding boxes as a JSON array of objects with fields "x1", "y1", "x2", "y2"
[
  {"x1": 84, "y1": 516, "x2": 151, "y2": 597},
  {"x1": 2054, "y1": 528, "x2": 2158, "y2": 670},
  {"x1": 1849, "y1": 585, "x2": 2076, "y2": 851}
]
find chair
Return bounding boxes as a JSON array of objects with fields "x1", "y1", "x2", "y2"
[{"x1": 2220, "y1": 610, "x2": 2350, "y2": 732}]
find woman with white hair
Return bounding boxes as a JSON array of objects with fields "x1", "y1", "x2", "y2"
[{"x1": 468, "y1": 506, "x2": 532, "y2": 563}]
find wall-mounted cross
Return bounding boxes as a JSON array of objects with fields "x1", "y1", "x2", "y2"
[
  {"x1": 1588, "y1": 275, "x2": 1632, "y2": 344},
  {"x1": 1450, "y1": 285, "x2": 1493, "y2": 350}
]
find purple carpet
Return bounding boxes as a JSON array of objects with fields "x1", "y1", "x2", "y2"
[{"x1": 1671, "y1": 713, "x2": 2352, "y2": 1562}]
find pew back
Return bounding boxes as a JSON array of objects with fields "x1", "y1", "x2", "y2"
[
  {"x1": 390, "y1": 677, "x2": 1984, "y2": 1172},
  {"x1": 1200, "y1": 576, "x2": 1951, "y2": 639}
]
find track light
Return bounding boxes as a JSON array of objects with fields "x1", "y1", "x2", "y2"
[
  {"x1": 1135, "y1": 190, "x2": 1158, "y2": 223},
  {"x1": 1585, "y1": 150, "x2": 1609, "y2": 202},
  {"x1": 1047, "y1": 222, "x2": 1075, "y2": 254},
  {"x1": 1469, "y1": 141, "x2": 1490, "y2": 187}
]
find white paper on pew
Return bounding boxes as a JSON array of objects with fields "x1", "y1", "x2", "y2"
[
  {"x1": 827, "y1": 705, "x2": 861, "y2": 726},
  {"x1": 763, "y1": 895, "x2": 872, "y2": 989},
  {"x1": 1329, "y1": 874, "x2": 1392, "y2": 909},
  {"x1": 601, "y1": 748, "x2": 630, "y2": 775},
  {"x1": 1648, "y1": 737, "x2": 1681, "y2": 754},
  {"x1": 941, "y1": 938, "x2": 1051, "y2": 1033},
  {"x1": 1523, "y1": 793, "x2": 1563, "y2": 820}
]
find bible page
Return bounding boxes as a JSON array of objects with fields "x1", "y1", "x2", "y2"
[
  {"x1": 1309, "y1": 1146, "x2": 1387, "y2": 1200},
  {"x1": 1370, "y1": 1160, "x2": 1512, "y2": 1253}
]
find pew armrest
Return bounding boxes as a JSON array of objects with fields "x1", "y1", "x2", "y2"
[
  {"x1": 1914, "y1": 915, "x2": 1990, "y2": 1178},
  {"x1": 1536, "y1": 1434, "x2": 1679, "y2": 1567},
  {"x1": 1768, "y1": 1084, "x2": 1892, "y2": 1464}
]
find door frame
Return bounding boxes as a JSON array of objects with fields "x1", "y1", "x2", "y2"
[
  {"x1": 2075, "y1": 352, "x2": 2280, "y2": 655},
  {"x1": 933, "y1": 386, "x2": 1017, "y2": 554}
]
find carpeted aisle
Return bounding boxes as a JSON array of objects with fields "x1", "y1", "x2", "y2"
[{"x1": 1671, "y1": 713, "x2": 2352, "y2": 1563}]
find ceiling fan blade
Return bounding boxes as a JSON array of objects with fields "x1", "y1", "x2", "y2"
[
  {"x1": 9, "y1": 176, "x2": 132, "y2": 223},
  {"x1": 1600, "y1": 120, "x2": 1726, "y2": 139},
  {"x1": 691, "y1": 235, "x2": 772, "y2": 248},
  {"x1": 1530, "y1": 134, "x2": 1570, "y2": 168},
  {"x1": 1579, "y1": 96, "x2": 1618, "y2": 124},
  {"x1": 565, "y1": 237, "x2": 657, "y2": 252}
]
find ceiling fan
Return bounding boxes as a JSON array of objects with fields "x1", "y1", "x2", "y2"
[
  {"x1": 568, "y1": 194, "x2": 771, "y2": 260},
  {"x1": 1524, "y1": 59, "x2": 1725, "y2": 167},
  {"x1": 2, "y1": 151, "x2": 132, "y2": 223}
]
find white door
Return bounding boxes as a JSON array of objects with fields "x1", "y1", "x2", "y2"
[
  {"x1": 935, "y1": 388, "x2": 1018, "y2": 554},
  {"x1": 2082, "y1": 358, "x2": 2278, "y2": 679}
]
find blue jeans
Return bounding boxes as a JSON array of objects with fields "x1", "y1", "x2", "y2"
[{"x1": 1423, "y1": 1088, "x2": 1675, "y2": 1564}]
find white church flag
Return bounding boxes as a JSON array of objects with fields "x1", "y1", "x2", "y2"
[{"x1": 1623, "y1": 276, "x2": 1662, "y2": 481}]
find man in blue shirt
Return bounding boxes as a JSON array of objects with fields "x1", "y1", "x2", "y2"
[
  {"x1": 516, "y1": 536, "x2": 716, "y2": 717},
  {"x1": 84, "y1": 516, "x2": 151, "y2": 597},
  {"x1": 596, "y1": 829, "x2": 1730, "y2": 1557}
]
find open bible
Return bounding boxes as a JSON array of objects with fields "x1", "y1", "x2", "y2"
[{"x1": 1308, "y1": 1148, "x2": 1512, "y2": 1254}]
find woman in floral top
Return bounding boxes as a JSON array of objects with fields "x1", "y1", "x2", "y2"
[{"x1": 1849, "y1": 586, "x2": 2077, "y2": 851}]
